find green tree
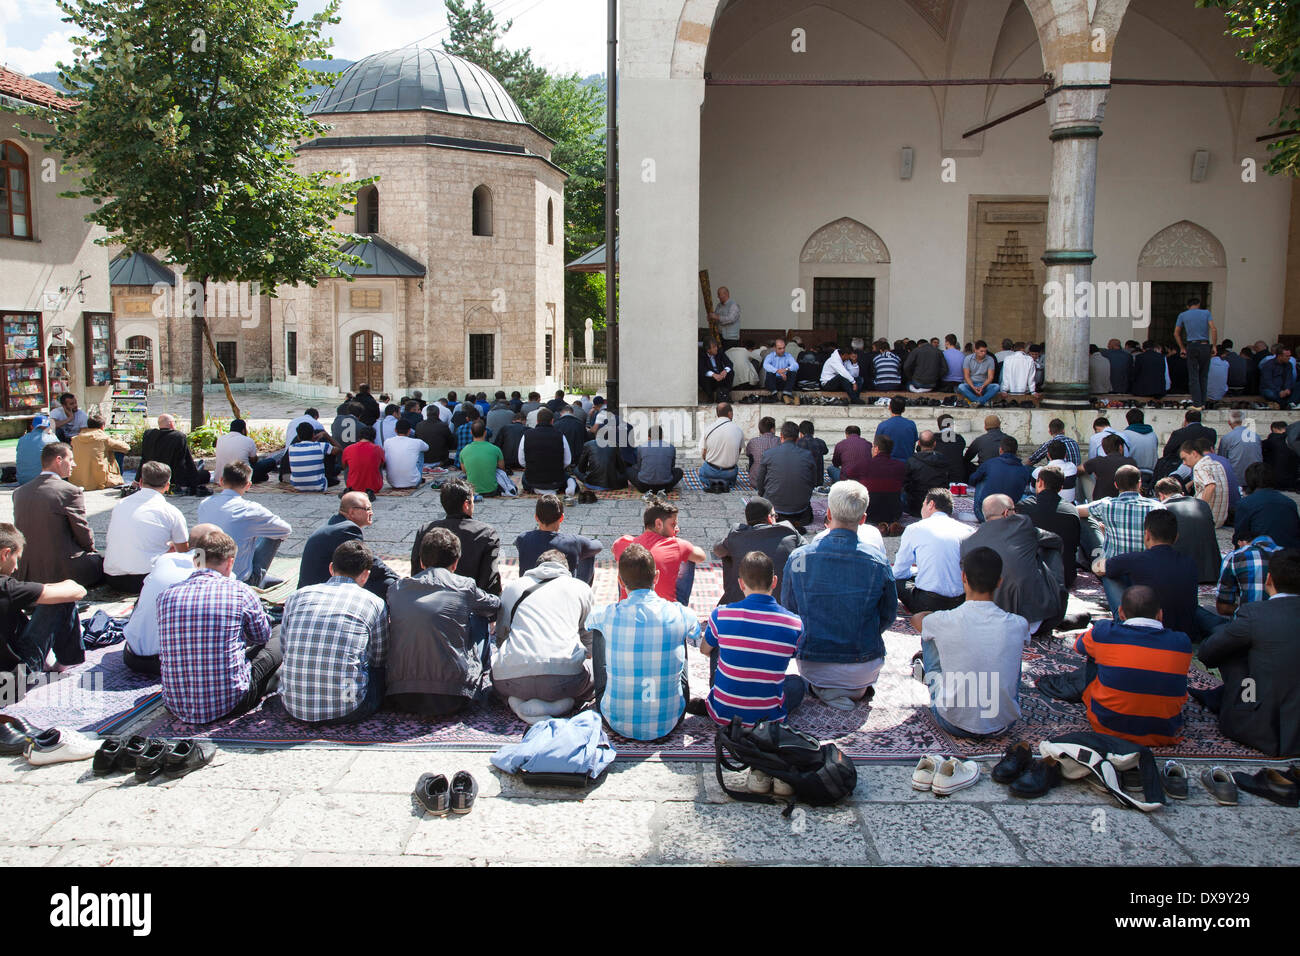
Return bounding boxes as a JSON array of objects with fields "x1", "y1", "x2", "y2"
[
  {"x1": 1199, "y1": 0, "x2": 1300, "y2": 176},
  {"x1": 443, "y1": 0, "x2": 548, "y2": 108},
  {"x1": 28, "y1": 0, "x2": 366, "y2": 426}
]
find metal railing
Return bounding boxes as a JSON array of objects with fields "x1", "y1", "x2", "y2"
[{"x1": 564, "y1": 359, "x2": 608, "y2": 391}]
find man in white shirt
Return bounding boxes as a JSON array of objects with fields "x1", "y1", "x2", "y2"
[
  {"x1": 284, "y1": 408, "x2": 324, "y2": 445},
  {"x1": 121, "y1": 523, "x2": 220, "y2": 675},
  {"x1": 212, "y1": 418, "x2": 259, "y2": 476},
  {"x1": 1087, "y1": 416, "x2": 1132, "y2": 459},
  {"x1": 698, "y1": 402, "x2": 746, "y2": 488},
  {"x1": 103, "y1": 461, "x2": 190, "y2": 594},
  {"x1": 892, "y1": 488, "x2": 974, "y2": 613},
  {"x1": 820, "y1": 347, "x2": 865, "y2": 405},
  {"x1": 197, "y1": 461, "x2": 292, "y2": 587},
  {"x1": 382, "y1": 419, "x2": 429, "y2": 489},
  {"x1": 1001, "y1": 343, "x2": 1039, "y2": 396}
]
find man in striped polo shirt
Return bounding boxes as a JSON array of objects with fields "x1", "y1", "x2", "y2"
[
  {"x1": 696, "y1": 551, "x2": 806, "y2": 727},
  {"x1": 1074, "y1": 584, "x2": 1193, "y2": 746}
]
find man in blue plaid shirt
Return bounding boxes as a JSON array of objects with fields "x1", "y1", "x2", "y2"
[
  {"x1": 1077, "y1": 465, "x2": 1158, "y2": 561},
  {"x1": 158, "y1": 530, "x2": 278, "y2": 724},
  {"x1": 280, "y1": 540, "x2": 390, "y2": 725},
  {"x1": 1026, "y1": 419, "x2": 1081, "y2": 467},
  {"x1": 587, "y1": 543, "x2": 701, "y2": 741},
  {"x1": 455, "y1": 406, "x2": 491, "y2": 462},
  {"x1": 1215, "y1": 534, "x2": 1282, "y2": 618}
]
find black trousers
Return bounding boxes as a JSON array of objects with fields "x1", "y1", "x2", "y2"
[
  {"x1": 631, "y1": 468, "x2": 684, "y2": 493},
  {"x1": 775, "y1": 507, "x2": 814, "y2": 531},
  {"x1": 105, "y1": 573, "x2": 148, "y2": 595},
  {"x1": 699, "y1": 370, "x2": 733, "y2": 401},
  {"x1": 218, "y1": 637, "x2": 283, "y2": 720},
  {"x1": 895, "y1": 580, "x2": 965, "y2": 614},
  {"x1": 123, "y1": 644, "x2": 161, "y2": 676}
]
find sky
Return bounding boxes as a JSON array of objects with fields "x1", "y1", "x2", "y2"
[{"x1": 0, "y1": 0, "x2": 610, "y2": 77}]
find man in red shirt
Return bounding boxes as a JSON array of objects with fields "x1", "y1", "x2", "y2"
[
  {"x1": 830, "y1": 425, "x2": 872, "y2": 484},
  {"x1": 612, "y1": 500, "x2": 708, "y2": 605},
  {"x1": 860, "y1": 434, "x2": 906, "y2": 529},
  {"x1": 342, "y1": 425, "x2": 385, "y2": 500}
]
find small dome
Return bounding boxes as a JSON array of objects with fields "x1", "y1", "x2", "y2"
[{"x1": 311, "y1": 48, "x2": 525, "y2": 124}]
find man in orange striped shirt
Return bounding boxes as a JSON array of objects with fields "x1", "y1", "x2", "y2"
[{"x1": 1074, "y1": 584, "x2": 1193, "y2": 746}]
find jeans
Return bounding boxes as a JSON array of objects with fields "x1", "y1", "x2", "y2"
[
  {"x1": 698, "y1": 461, "x2": 738, "y2": 487},
  {"x1": 825, "y1": 373, "x2": 862, "y2": 404},
  {"x1": 1101, "y1": 574, "x2": 1127, "y2": 618},
  {"x1": 827, "y1": 465, "x2": 841, "y2": 482},
  {"x1": 13, "y1": 603, "x2": 84, "y2": 673},
  {"x1": 1195, "y1": 606, "x2": 1229, "y2": 642},
  {"x1": 243, "y1": 537, "x2": 284, "y2": 588},
  {"x1": 676, "y1": 561, "x2": 696, "y2": 606},
  {"x1": 310, "y1": 667, "x2": 386, "y2": 726},
  {"x1": 1185, "y1": 342, "x2": 1212, "y2": 406},
  {"x1": 1260, "y1": 387, "x2": 1295, "y2": 409},
  {"x1": 957, "y1": 383, "x2": 1001, "y2": 405}
]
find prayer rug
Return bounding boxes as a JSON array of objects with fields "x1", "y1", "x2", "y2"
[
  {"x1": 682, "y1": 467, "x2": 756, "y2": 493},
  {"x1": 4, "y1": 644, "x2": 161, "y2": 737}
]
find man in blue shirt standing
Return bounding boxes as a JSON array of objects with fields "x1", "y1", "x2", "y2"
[
  {"x1": 1174, "y1": 296, "x2": 1217, "y2": 407},
  {"x1": 762, "y1": 338, "x2": 799, "y2": 400}
]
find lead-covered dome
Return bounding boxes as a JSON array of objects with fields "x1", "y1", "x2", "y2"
[{"x1": 311, "y1": 48, "x2": 525, "y2": 124}]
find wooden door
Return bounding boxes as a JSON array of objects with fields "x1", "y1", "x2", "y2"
[{"x1": 350, "y1": 331, "x2": 383, "y2": 392}]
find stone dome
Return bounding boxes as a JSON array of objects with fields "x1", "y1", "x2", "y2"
[{"x1": 311, "y1": 48, "x2": 525, "y2": 124}]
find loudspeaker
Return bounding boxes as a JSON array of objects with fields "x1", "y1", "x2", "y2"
[
  {"x1": 900, "y1": 146, "x2": 915, "y2": 180},
  {"x1": 1191, "y1": 148, "x2": 1210, "y2": 183}
]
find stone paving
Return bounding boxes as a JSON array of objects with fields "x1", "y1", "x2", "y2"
[{"x1": 0, "y1": 389, "x2": 1296, "y2": 866}]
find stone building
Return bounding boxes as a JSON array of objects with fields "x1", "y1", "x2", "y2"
[{"x1": 269, "y1": 48, "x2": 567, "y2": 400}]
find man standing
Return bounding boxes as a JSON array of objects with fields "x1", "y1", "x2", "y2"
[
  {"x1": 958, "y1": 341, "x2": 1001, "y2": 406},
  {"x1": 708, "y1": 285, "x2": 742, "y2": 349},
  {"x1": 761, "y1": 338, "x2": 799, "y2": 399},
  {"x1": 1174, "y1": 296, "x2": 1217, "y2": 407},
  {"x1": 712, "y1": 497, "x2": 801, "y2": 606},
  {"x1": 280, "y1": 540, "x2": 390, "y2": 726},
  {"x1": 892, "y1": 488, "x2": 972, "y2": 613},
  {"x1": 300, "y1": 492, "x2": 399, "y2": 600},
  {"x1": 698, "y1": 340, "x2": 734, "y2": 403},
  {"x1": 103, "y1": 462, "x2": 189, "y2": 594},
  {"x1": 753, "y1": 421, "x2": 818, "y2": 528},
  {"x1": 197, "y1": 462, "x2": 292, "y2": 587},
  {"x1": 781, "y1": 481, "x2": 897, "y2": 710}
]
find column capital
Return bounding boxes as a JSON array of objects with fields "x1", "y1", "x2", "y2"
[{"x1": 1042, "y1": 250, "x2": 1097, "y2": 265}]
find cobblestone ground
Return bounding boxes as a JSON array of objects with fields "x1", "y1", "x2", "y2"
[{"x1": 0, "y1": 390, "x2": 1296, "y2": 866}]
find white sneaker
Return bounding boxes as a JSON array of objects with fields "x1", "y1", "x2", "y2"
[
  {"x1": 26, "y1": 729, "x2": 98, "y2": 766},
  {"x1": 772, "y1": 777, "x2": 795, "y2": 798},
  {"x1": 931, "y1": 757, "x2": 980, "y2": 796},
  {"x1": 912, "y1": 754, "x2": 942, "y2": 791},
  {"x1": 747, "y1": 769, "x2": 773, "y2": 794}
]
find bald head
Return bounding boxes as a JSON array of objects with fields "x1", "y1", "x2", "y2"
[
  {"x1": 188, "y1": 523, "x2": 221, "y2": 551},
  {"x1": 918, "y1": 429, "x2": 936, "y2": 450},
  {"x1": 158, "y1": 413, "x2": 176, "y2": 429},
  {"x1": 340, "y1": 491, "x2": 370, "y2": 514},
  {"x1": 982, "y1": 494, "x2": 1015, "y2": 520}
]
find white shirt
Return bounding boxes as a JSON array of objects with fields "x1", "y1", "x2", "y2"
[
  {"x1": 699, "y1": 417, "x2": 745, "y2": 469},
  {"x1": 104, "y1": 488, "x2": 189, "y2": 576},
  {"x1": 284, "y1": 415, "x2": 324, "y2": 444},
  {"x1": 212, "y1": 432, "x2": 258, "y2": 476},
  {"x1": 1002, "y1": 351, "x2": 1038, "y2": 395},
  {"x1": 921, "y1": 600, "x2": 1028, "y2": 734},
  {"x1": 123, "y1": 551, "x2": 199, "y2": 657},
  {"x1": 377, "y1": 415, "x2": 401, "y2": 446},
  {"x1": 891, "y1": 512, "x2": 973, "y2": 597},
  {"x1": 820, "y1": 351, "x2": 855, "y2": 385},
  {"x1": 1033, "y1": 459, "x2": 1079, "y2": 503},
  {"x1": 813, "y1": 523, "x2": 886, "y2": 561},
  {"x1": 1088, "y1": 427, "x2": 1131, "y2": 459},
  {"x1": 435, "y1": 402, "x2": 452, "y2": 424},
  {"x1": 50, "y1": 407, "x2": 89, "y2": 437},
  {"x1": 382, "y1": 435, "x2": 428, "y2": 489}
]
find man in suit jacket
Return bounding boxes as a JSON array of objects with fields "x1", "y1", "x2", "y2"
[
  {"x1": 1197, "y1": 549, "x2": 1300, "y2": 757},
  {"x1": 140, "y1": 414, "x2": 211, "y2": 492},
  {"x1": 299, "y1": 492, "x2": 398, "y2": 600},
  {"x1": 1015, "y1": 466, "x2": 1081, "y2": 588},
  {"x1": 698, "y1": 340, "x2": 734, "y2": 403},
  {"x1": 1153, "y1": 477, "x2": 1222, "y2": 583},
  {"x1": 1161, "y1": 410, "x2": 1217, "y2": 463},
  {"x1": 961, "y1": 494, "x2": 1067, "y2": 635}
]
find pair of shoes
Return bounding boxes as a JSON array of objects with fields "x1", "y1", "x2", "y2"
[
  {"x1": 991, "y1": 741, "x2": 1034, "y2": 783},
  {"x1": 416, "y1": 771, "x2": 478, "y2": 815},
  {"x1": 747, "y1": 768, "x2": 795, "y2": 798},
  {"x1": 912, "y1": 755, "x2": 979, "y2": 795},
  {"x1": 0, "y1": 713, "x2": 44, "y2": 756},
  {"x1": 1200, "y1": 766, "x2": 1238, "y2": 805},
  {"x1": 133, "y1": 738, "x2": 217, "y2": 781},
  {"x1": 1232, "y1": 768, "x2": 1299, "y2": 807},
  {"x1": 991, "y1": 746, "x2": 1064, "y2": 798},
  {"x1": 25, "y1": 728, "x2": 98, "y2": 766}
]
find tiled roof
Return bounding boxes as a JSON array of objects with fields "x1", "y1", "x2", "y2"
[{"x1": 0, "y1": 67, "x2": 75, "y2": 112}]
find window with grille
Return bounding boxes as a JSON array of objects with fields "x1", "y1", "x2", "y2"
[
  {"x1": 216, "y1": 341, "x2": 238, "y2": 378},
  {"x1": 812, "y1": 278, "x2": 875, "y2": 345},
  {"x1": 286, "y1": 330, "x2": 297, "y2": 376},
  {"x1": 545, "y1": 333, "x2": 553, "y2": 376},
  {"x1": 469, "y1": 333, "x2": 494, "y2": 380}
]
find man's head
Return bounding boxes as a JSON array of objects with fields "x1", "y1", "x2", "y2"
[
  {"x1": 537, "y1": 408, "x2": 554, "y2": 427},
  {"x1": 617, "y1": 542, "x2": 657, "y2": 593},
  {"x1": 296, "y1": 422, "x2": 317, "y2": 442},
  {"x1": 41, "y1": 442, "x2": 74, "y2": 478},
  {"x1": 0, "y1": 523, "x2": 25, "y2": 574},
  {"x1": 772, "y1": 338, "x2": 786, "y2": 356},
  {"x1": 873, "y1": 434, "x2": 894, "y2": 457},
  {"x1": 1047, "y1": 439, "x2": 1067, "y2": 462},
  {"x1": 470, "y1": 420, "x2": 487, "y2": 440},
  {"x1": 739, "y1": 550, "x2": 777, "y2": 597},
  {"x1": 440, "y1": 479, "x2": 474, "y2": 519},
  {"x1": 463, "y1": 405, "x2": 480, "y2": 422},
  {"x1": 1119, "y1": 584, "x2": 1162, "y2": 623},
  {"x1": 1178, "y1": 440, "x2": 1204, "y2": 467},
  {"x1": 329, "y1": 540, "x2": 373, "y2": 586},
  {"x1": 716, "y1": 401, "x2": 733, "y2": 420},
  {"x1": 826, "y1": 480, "x2": 870, "y2": 529},
  {"x1": 981, "y1": 494, "x2": 1015, "y2": 521},
  {"x1": 779, "y1": 421, "x2": 799, "y2": 443},
  {"x1": 758, "y1": 416, "x2": 775, "y2": 435},
  {"x1": 889, "y1": 397, "x2": 905, "y2": 416},
  {"x1": 1153, "y1": 476, "x2": 1182, "y2": 501},
  {"x1": 58, "y1": 392, "x2": 78, "y2": 413},
  {"x1": 220, "y1": 460, "x2": 253, "y2": 491},
  {"x1": 1036, "y1": 465, "x2": 1064, "y2": 496},
  {"x1": 917, "y1": 430, "x2": 936, "y2": 451},
  {"x1": 420, "y1": 527, "x2": 461, "y2": 571},
  {"x1": 643, "y1": 500, "x2": 680, "y2": 538},
  {"x1": 1107, "y1": 338, "x2": 1122, "y2": 350},
  {"x1": 922, "y1": 488, "x2": 954, "y2": 518},
  {"x1": 200, "y1": 530, "x2": 238, "y2": 578},
  {"x1": 799, "y1": 420, "x2": 814, "y2": 438},
  {"x1": 384, "y1": 404, "x2": 400, "y2": 419},
  {"x1": 1048, "y1": 418, "x2": 1065, "y2": 436},
  {"x1": 1114, "y1": 464, "x2": 1141, "y2": 493},
  {"x1": 1185, "y1": 409, "x2": 1202, "y2": 424},
  {"x1": 1102, "y1": 433, "x2": 1124, "y2": 456},
  {"x1": 974, "y1": 340, "x2": 989, "y2": 360},
  {"x1": 536, "y1": 549, "x2": 570, "y2": 573},
  {"x1": 1001, "y1": 338, "x2": 1014, "y2": 352},
  {"x1": 1126, "y1": 407, "x2": 1144, "y2": 426},
  {"x1": 535, "y1": 493, "x2": 564, "y2": 529},
  {"x1": 1143, "y1": 509, "x2": 1178, "y2": 550},
  {"x1": 744, "y1": 496, "x2": 775, "y2": 527},
  {"x1": 140, "y1": 461, "x2": 171, "y2": 491},
  {"x1": 962, "y1": 547, "x2": 1002, "y2": 598},
  {"x1": 984, "y1": 414, "x2": 1000, "y2": 432},
  {"x1": 229, "y1": 418, "x2": 248, "y2": 435},
  {"x1": 706, "y1": 339, "x2": 719, "y2": 356},
  {"x1": 1272, "y1": 420, "x2": 1288, "y2": 435},
  {"x1": 1187, "y1": 297, "x2": 1201, "y2": 309},
  {"x1": 845, "y1": 425, "x2": 861, "y2": 438},
  {"x1": 396, "y1": 419, "x2": 413, "y2": 436},
  {"x1": 359, "y1": 425, "x2": 377, "y2": 443},
  {"x1": 999, "y1": 436, "x2": 1019, "y2": 457},
  {"x1": 717, "y1": 286, "x2": 730, "y2": 302},
  {"x1": 1243, "y1": 461, "x2": 1271, "y2": 495},
  {"x1": 1093, "y1": 416, "x2": 1110, "y2": 433},
  {"x1": 1265, "y1": 548, "x2": 1300, "y2": 597},
  {"x1": 339, "y1": 491, "x2": 374, "y2": 527},
  {"x1": 157, "y1": 413, "x2": 176, "y2": 430}
]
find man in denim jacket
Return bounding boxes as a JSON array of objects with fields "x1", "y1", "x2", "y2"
[{"x1": 780, "y1": 480, "x2": 898, "y2": 710}]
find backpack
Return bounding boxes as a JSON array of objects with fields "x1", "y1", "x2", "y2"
[{"x1": 714, "y1": 716, "x2": 857, "y2": 813}]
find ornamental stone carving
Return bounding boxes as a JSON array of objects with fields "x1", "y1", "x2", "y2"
[
  {"x1": 1138, "y1": 221, "x2": 1227, "y2": 269},
  {"x1": 800, "y1": 218, "x2": 891, "y2": 264}
]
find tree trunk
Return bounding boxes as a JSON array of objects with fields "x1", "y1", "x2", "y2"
[
  {"x1": 191, "y1": 276, "x2": 207, "y2": 431},
  {"x1": 200, "y1": 315, "x2": 241, "y2": 419}
]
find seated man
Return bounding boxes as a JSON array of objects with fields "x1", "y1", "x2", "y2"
[
  {"x1": 1031, "y1": 439, "x2": 1078, "y2": 504},
  {"x1": 523, "y1": 408, "x2": 579, "y2": 494},
  {"x1": 1153, "y1": 476, "x2": 1221, "y2": 584},
  {"x1": 415, "y1": 411, "x2": 455, "y2": 468},
  {"x1": 1074, "y1": 584, "x2": 1193, "y2": 746},
  {"x1": 913, "y1": 548, "x2": 1029, "y2": 738},
  {"x1": 514, "y1": 494, "x2": 602, "y2": 586},
  {"x1": 121, "y1": 524, "x2": 219, "y2": 676},
  {"x1": 762, "y1": 338, "x2": 799, "y2": 398},
  {"x1": 1122, "y1": 407, "x2": 1159, "y2": 477},
  {"x1": 458, "y1": 420, "x2": 505, "y2": 497},
  {"x1": 70, "y1": 415, "x2": 130, "y2": 491},
  {"x1": 0, "y1": 523, "x2": 87, "y2": 681},
  {"x1": 157, "y1": 530, "x2": 279, "y2": 724},
  {"x1": 903, "y1": 431, "x2": 956, "y2": 515},
  {"x1": 103, "y1": 461, "x2": 189, "y2": 594},
  {"x1": 796, "y1": 421, "x2": 828, "y2": 486},
  {"x1": 958, "y1": 341, "x2": 1001, "y2": 406},
  {"x1": 698, "y1": 340, "x2": 734, "y2": 402},
  {"x1": 300, "y1": 492, "x2": 399, "y2": 600},
  {"x1": 830, "y1": 424, "x2": 872, "y2": 484},
  {"x1": 554, "y1": 404, "x2": 589, "y2": 464},
  {"x1": 961, "y1": 494, "x2": 1066, "y2": 636},
  {"x1": 970, "y1": 436, "x2": 1033, "y2": 520},
  {"x1": 341, "y1": 425, "x2": 385, "y2": 500},
  {"x1": 753, "y1": 421, "x2": 818, "y2": 528},
  {"x1": 587, "y1": 543, "x2": 701, "y2": 741},
  {"x1": 1027, "y1": 418, "x2": 1082, "y2": 468},
  {"x1": 49, "y1": 392, "x2": 89, "y2": 444},
  {"x1": 212, "y1": 418, "x2": 259, "y2": 477},
  {"x1": 745, "y1": 416, "x2": 780, "y2": 471},
  {"x1": 411, "y1": 479, "x2": 501, "y2": 595},
  {"x1": 875, "y1": 398, "x2": 919, "y2": 463},
  {"x1": 698, "y1": 403, "x2": 746, "y2": 488},
  {"x1": 197, "y1": 461, "x2": 292, "y2": 588},
  {"x1": 820, "y1": 347, "x2": 864, "y2": 404},
  {"x1": 859, "y1": 434, "x2": 906, "y2": 527},
  {"x1": 1078, "y1": 465, "x2": 1159, "y2": 561},
  {"x1": 629, "y1": 426, "x2": 684, "y2": 494},
  {"x1": 492, "y1": 548, "x2": 596, "y2": 723},
  {"x1": 1180, "y1": 439, "x2": 1230, "y2": 528},
  {"x1": 1197, "y1": 549, "x2": 1300, "y2": 757},
  {"x1": 16, "y1": 414, "x2": 57, "y2": 485},
  {"x1": 1262, "y1": 419, "x2": 1299, "y2": 491},
  {"x1": 287, "y1": 420, "x2": 342, "y2": 492},
  {"x1": 1232, "y1": 462, "x2": 1300, "y2": 549},
  {"x1": 280, "y1": 540, "x2": 389, "y2": 725},
  {"x1": 382, "y1": 419, "x2": 428, "y2": 490},
  {"x1": 712, "y1": 496, "x2": 801, "y2": 606},
  {"x1": 892, "y1": 488, "x2": 972, "y2": 613},
  {"x1": 14, "y1": 441, "x2": 103, "y2": 589},
  {"x1": 1215, "y1": 533, "x2": 1284, "y2": 619},
  {"x1": 492, "y1": 410, "x2": 529, "y2": 470},
  {"x1": 386, "y1": 528, "x2": 501, "y2": 716},
  {"x1": 698, "y1": 550, "x2": 806, "y2": 726},
  {"x1": 1083, "y1": 433, "x2": 1137, "y2": 502},
  {"x1": 1015, "y1": 466, "x2": 1082, "y2": 589},
  {"x1": 613, "y1": 500, "x2": 707, "y2": 605},
  {"x1": 140, "y1": 413, "x2": 211, "y2": 493},
  {"x1": 780, "y1": 481, "x2": 897, "y2": 710},
  {"x1": 1099, "y1": 509, "x2": 1202, "y2": 640}
]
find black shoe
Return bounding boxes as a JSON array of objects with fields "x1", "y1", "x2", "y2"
[
  {"x1": 162, "y1": 739, "x2": 217, "y2": 778},
  {"x1": 0, "y1": 714, "x2": 39, "y2": 756},
  {"x1": 1162, "y1": 760, "x2": 1189, "y2": 800},
  {"x1": 684, "y1": 697, "x2": 708, "y2": 717},
  {"x1": 415, "y1": 773, "x2": 450, "y2": 815},
  {"x1": 117, "y1": 734, "x2": 151, "y2": 771},
  {"x1": 992, "y1": 741, "x2": 1035, "y2": 784},
  {"x1": 1232, "y1": 769, "x2": 1299, "y2": 807},
  {"x1": 451, "y1": 771, "x2": 478, "y2": 814},
  {"x1": 1010, "y1": 757, "x2": 1063, "y2": 798},
  {"x1": 92, "y1": 737, "x2": 125, "y2": 775},
  {"x1": 1121, "y1": 767, "x2": 1143, "y2": 793},
  {"x1": 134, "y1": 739, "x2": 172, "y2": 781}
]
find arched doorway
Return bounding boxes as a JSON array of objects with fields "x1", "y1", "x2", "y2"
[
  {"x1": 350, "y1": 331, "x2": 384, "y2": 391},
  {"x1": 125, "y1": 335, "x2": 154, "y2": 386},
  {"x1": 1137, "y1": 221, "x2": 1227, "y2": 348}
]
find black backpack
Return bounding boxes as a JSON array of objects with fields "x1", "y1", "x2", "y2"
[{"x1": 714, "y1": 717, "x2": 857, "y2": 813}]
